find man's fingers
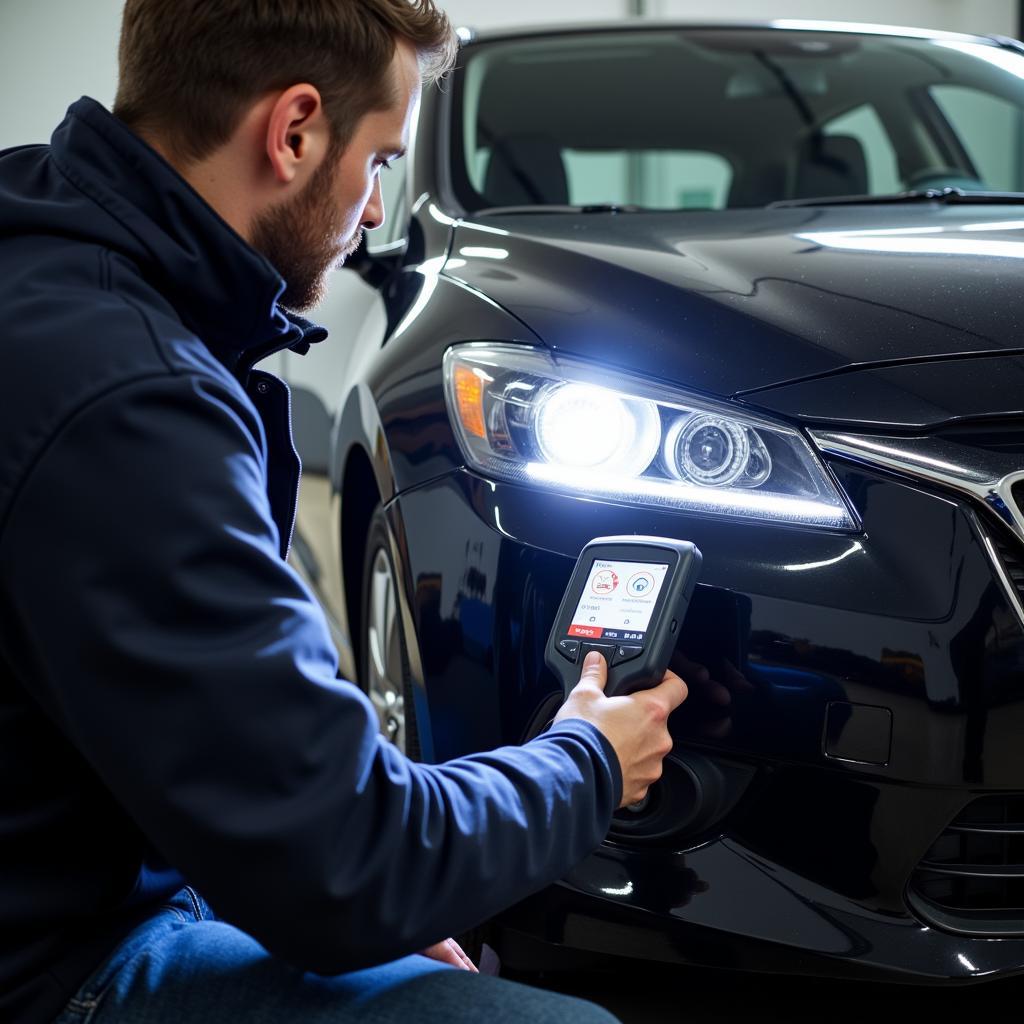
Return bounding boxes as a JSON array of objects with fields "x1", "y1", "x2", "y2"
[
  {"x1": 419, "y1": 939, "x2": 476, "y2": 971},
  {"x1": 445, "y1": 938, "x2": 479, "y2": 973},
  {"x1": 624, "y1": 786, "x2": 650, "y2": 809},
  {"x1": 721, "y1": 658, "x2": 756, "y2": 693},
  {"x1": 669, "y1": 652, "x2": 710, "y2": 684},
  {"x1": 580, "y1": 650, "x2": 607, "y2": 691},
  {"x1": 706, "y1": 681, "x2": 732, "y2": 707},
  {"x1": 654, "y1": 669, "x2": 688, "y2": 711}
]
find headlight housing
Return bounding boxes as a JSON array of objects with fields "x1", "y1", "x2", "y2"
[{"x1": 443, "y1": 343, "x2": 858, "y2": 529}]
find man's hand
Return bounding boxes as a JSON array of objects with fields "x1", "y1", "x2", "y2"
[
  {"x1": 419, "y1": 937, "x2": 478, "y2": 972},
  {"x1": 553, "y1": 651, "x2": 688, "y2": 807},
  {"x1": 670, "y1": 652, "x2": 754, "y2": 739}
]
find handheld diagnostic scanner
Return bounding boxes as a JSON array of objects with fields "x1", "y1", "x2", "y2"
[{"x1": 545, "y1": 536, "x2": 702, "y2": 698}]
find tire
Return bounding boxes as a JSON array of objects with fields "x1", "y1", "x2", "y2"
[
  {"x1": 360, "y1": 505, "x2": 420, "y2": 760},
  {"x1": 361, "y1": 506, "x2": 492, "y2": 965}
]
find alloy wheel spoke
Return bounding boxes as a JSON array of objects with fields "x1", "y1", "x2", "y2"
[{"x1": 366, "y1": 547, "x2": 406, "y2": 752}]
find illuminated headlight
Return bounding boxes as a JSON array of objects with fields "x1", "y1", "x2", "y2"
[
  {"x1": 535, "y1": 384, "x2": 660, "y2": 476},
  {"x1": 443, "y1": 343, "x2": 858, "y2": 529}
]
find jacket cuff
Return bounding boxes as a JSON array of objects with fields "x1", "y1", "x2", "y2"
[{"x1": 542, "y1": 717, "x2": 623, "y2": 811}]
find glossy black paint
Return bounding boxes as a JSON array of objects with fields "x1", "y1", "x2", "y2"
[
  {"x1": 498, "y1": 835, "x2": 1024, "y2": 983},
  {"x1": 380, "y1": 462, "x2": 1024, "y2": 978},
  {"x1": 331, "y1": 269, "x2": 540, "y2": 507},
  {"x1": 752, "y1": 354, "x2": 1024, "y2": 429},
  {"x1": 387, "y1": 465, "x2": 1024, "y2": 778},
  {"x1": 446, "y1": 208, "x2": 1024, "y2": 402},
  {"x1": 325, "y1": 24, "x2": 1024, "y2": 982}
]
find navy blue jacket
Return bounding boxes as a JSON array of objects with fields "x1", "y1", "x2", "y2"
[{"x1": 0, "y1": 98, "x2": 621, "y2": 1024}]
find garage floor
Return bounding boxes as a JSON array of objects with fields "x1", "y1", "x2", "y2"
[{"x1": 516, "y1": 963, "x2": 1024, "y2": 1020}]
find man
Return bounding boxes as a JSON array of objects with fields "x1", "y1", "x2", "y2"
[{"x1": 0, "y1": 2, "x2": 688, "y2": 1022}]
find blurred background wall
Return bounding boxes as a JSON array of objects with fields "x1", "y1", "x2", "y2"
[{"x1": 1, "y1": 1, "x2": 1019, "y2": 150}]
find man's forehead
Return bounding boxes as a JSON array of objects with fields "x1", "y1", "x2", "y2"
[
  {"x1": 387, "y1": 41, "x2": 422, "y2": 113},
  {"x1": 392, "y1": 37, "x2": 422, "y2": 89},
  {"x1": 367, "y1": 97, "x2": 415, "y2": 150}
]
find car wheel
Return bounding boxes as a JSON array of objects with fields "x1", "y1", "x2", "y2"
[
  {"x1": 360, "y1": 505, "x2": 420, "y2": 760},
  {"x1": 361, "y1": 507, "x2": 491, "y2": 964}
]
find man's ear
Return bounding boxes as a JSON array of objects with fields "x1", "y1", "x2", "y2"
[{"x1": 265, "y1": 84, "x2": 329, "y2": 186}]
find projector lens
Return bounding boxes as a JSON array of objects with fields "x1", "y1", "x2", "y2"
[
  {"x1": 666, "y1": 414, "x2": 751, "y2": 486},
  {"x1": 536, "y1": 383, "x2": 659, "y2": 477}
]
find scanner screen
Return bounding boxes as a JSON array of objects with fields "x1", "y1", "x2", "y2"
[{"x1": 568, "y1": 559, "x2": 669, "y2": 642}]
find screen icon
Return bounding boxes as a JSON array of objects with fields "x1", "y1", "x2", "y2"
[
  {"x1": 627, "y1": 571, "x2": 655, "y2": 597},
  {"x1": 591, "y1": 569, "x2": 619, "y2": 595}
]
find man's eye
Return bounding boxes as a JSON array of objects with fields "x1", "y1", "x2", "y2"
[{"x1": 376, "y1": 158, "x2": 393, "y2": 171}]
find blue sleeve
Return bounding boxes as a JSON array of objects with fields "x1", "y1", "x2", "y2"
[{"x1": 0, "y1": 370, "x2": 622, "y2": 972}]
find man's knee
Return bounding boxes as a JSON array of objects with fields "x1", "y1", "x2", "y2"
[
  {"x1": 415, "y1": 972, "x2": 621, "y2": 1024},
  {"x1": 521, "y1": 987, "x2": 620, "y2": 1024}
]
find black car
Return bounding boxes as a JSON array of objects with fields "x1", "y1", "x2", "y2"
[{"x1": 291, "y1": 20, "x2": 1024, "y2": 983}]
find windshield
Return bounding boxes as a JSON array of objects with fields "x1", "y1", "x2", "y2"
[{"x1": 452, "y1": 27, "x2": 1024, "y2": 212}]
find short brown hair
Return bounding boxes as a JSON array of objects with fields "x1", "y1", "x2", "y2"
[{"x1": 113, "y1": 0, "x2": 457, "y2": 165}]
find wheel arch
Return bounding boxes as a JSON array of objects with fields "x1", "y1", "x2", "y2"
[
  {"x1": 339, "y1": 444, "x2": 381, "y2": 686},
  {"x1": 339, "y1": 443, "x2": 436, "y2": 760}
]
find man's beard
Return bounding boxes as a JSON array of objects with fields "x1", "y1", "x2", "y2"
[{"x1": 250, "y1": 157, "x2": 363, "y2": 313}]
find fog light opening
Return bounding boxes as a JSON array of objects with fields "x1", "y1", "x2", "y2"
[{"x1": 609, "y1": 753, "x2": 732, "y2": 845}]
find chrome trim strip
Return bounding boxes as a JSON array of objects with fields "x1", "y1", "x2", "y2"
[
  {"x1": 810, "y1": 430, "x2": 1024, "y2": 626},
  {"x1": 980, "y1": 532, "x2": 1024, "y2": 627},
  {"x1": 810, "y1": 431, "x2": 1024, "y2": 544},
  {"x1": 907, "y1": 887, "x2": 1024, "y2": 938}
]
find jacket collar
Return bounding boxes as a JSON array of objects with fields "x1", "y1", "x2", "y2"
[{"x1": 49, "y1": 98, "x2": 326, "y2": 367}]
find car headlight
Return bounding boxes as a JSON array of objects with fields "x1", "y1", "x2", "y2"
[{"x1": 443, "y1": 343, "x2": 858, "y2": 529}]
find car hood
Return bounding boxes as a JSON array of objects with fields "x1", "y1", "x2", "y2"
[
  {"x1": 444, "y1": 205, "x2": 1024, "y2": 423},
  {"x1": 737, "y1": 353, "x2": 1024, "y2": 430}
]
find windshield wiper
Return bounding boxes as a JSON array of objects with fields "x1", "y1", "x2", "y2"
[
  {"x1": 770, "y1": 188, "x2": 1024, "y2": 209},
  {"x1": 472, "y1": 203, "x2": 649, "y2": 216}
]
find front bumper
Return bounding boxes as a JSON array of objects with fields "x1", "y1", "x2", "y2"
[{"x1": 384, "y1": 457, "x2": 1024, "y2": 981}]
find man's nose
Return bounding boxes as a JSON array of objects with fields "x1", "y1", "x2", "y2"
[{"x1": 361, "y1": 176, "x2": 385, "y2": 231}]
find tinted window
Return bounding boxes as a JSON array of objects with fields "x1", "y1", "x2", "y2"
[
  {"x1": 453, "y1": 29, "x2": 1024, "y2": 211},
  {"x1": 823, "y1": 104, "x2": 901, "y2": 195},
  {"x1": 561, "y1": 149, "x2": 732, "y2": 209},
  {"x1": 931, "y1": 84, "x2": 1024, "y2": 192}
]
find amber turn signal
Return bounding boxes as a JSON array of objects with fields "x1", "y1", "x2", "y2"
[{"x1": 453, "y1": 364, "x2": 487, "y2": 439}]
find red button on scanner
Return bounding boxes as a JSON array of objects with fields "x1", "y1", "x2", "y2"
[{"x1": 569, "y1": 624, "x2": 604, "y2": 638}]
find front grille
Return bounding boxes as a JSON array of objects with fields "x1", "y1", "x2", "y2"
[
  {"x1": 992, "y1": 531, "x2": 1024, "y2": 603},
  {"x1": 909, "y1": 796, "x2": 1024, "y2": 935}
]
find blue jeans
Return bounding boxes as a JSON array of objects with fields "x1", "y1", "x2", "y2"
[{"x1": 53, "y1": 888, "x2": 619, "y2": 1024}]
